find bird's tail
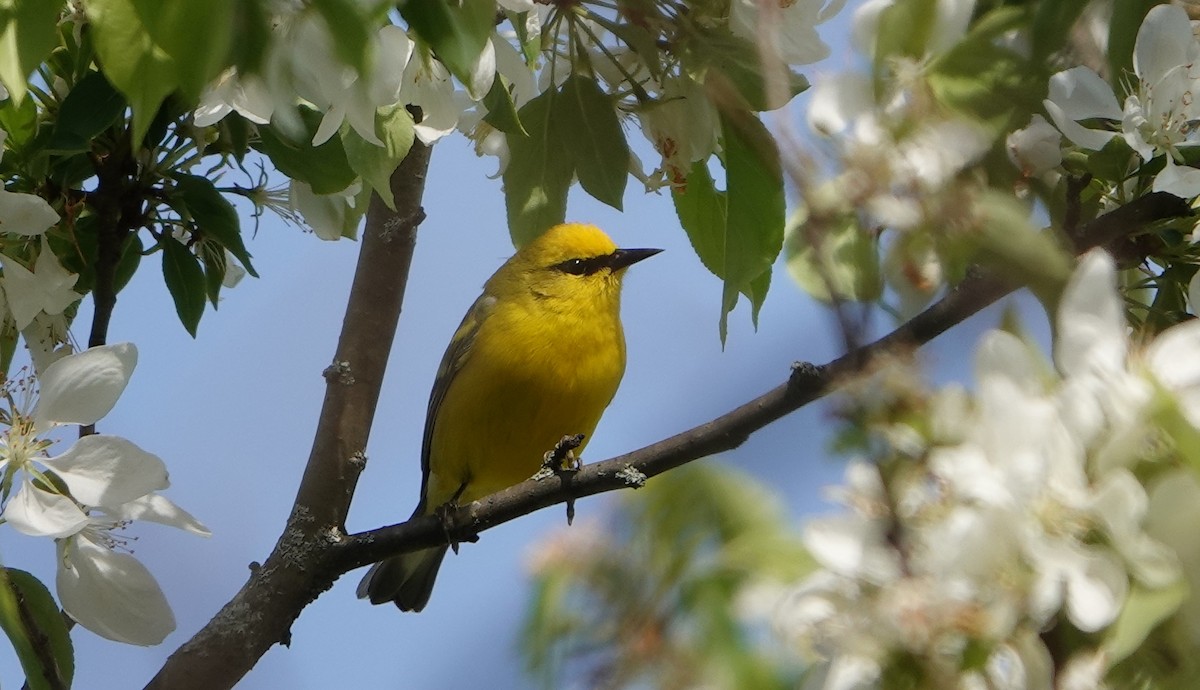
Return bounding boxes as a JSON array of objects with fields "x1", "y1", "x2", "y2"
[{"x1": 356, "y1": 545, "x2": 449, "y2": 612}]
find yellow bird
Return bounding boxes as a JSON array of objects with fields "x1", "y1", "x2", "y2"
[{"x1": 357, "y1": 223, "x2": 661, "y2": 612}]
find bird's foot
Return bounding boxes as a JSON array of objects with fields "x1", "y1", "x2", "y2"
[
  {"x1": 533, "y1": 434, "x2": 585, "y2": 525},
  {"x1": 539, "y1": 433, "x2": 585, "y2": 474},
  {"x1": 435, "y1": 494, "x2": 463, "y2": 554}
]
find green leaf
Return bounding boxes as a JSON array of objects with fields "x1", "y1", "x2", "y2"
[
  {"x1": 130, "y1": 0, "x2": 233, "y2": 100},
  {"x1": 312, "y1": 0, "x2": 373, "y2": 75},
  {"x1": 482, "y1": 75, "x2": 527, "y2": 136},
  {"x1": 173, "y1": 174, "x2": 258, "y2": 277},
  {"x1": 785, "y1": 211, "x2": 881, "y2": 303},
  {"x1": 0, "y1": 318, "x2": 16, "y2": 376},
  {"x1": 0, "y1": 0, "x2": 61, "y2": 104},
  {"x1": 672, "y1": 162, "x2": 728, "y2": 278},
  {"x1": 0, "y1": 92, "x2": 37, "y2": 156},
  {"x1": 873, "y1": 0, "x2": 938, "y2": 65},
  {"x1": 685, "y1": 27, "x2": 808, "y2": 111},
  {"x1": 161, "y1": 235, "x2": 205, "y2": 336},
  {"x1": 973, "y1": 190, "x2": 1072, "y2": 299},
  {"x1": 1109, "y1": 0, "x2": 1158, "y2": 98},
  {"x1": 928, "y1": 31, "x2": 1032, "y2": 133},
  {"x1": 504, "y1": 88, "x2": 574, "y2": 247},
  {"x1": 1031, "y1": 0, "x2": 1090, "y2": 60},
  {"x1": 399, "y1": 0, "x2": 494, "y2": 88},
  {"x1": 199, "y1": 240, "x2": 225, "y2": 307},
  {"x1": 113, "y1": 231, "x2": 143, "y2": 295},
  {"x1": 0, "y1": 567, "x2": 74, "y2": 690},
  {"x1": 556, "y1": 75, "x2": 628, "y2": 211},
  {"x1": 85, "y1": 0, "x2": 179, "y2": 148},
  {"x1": 341, "y1": 103, "x2": 416, "y2": 211},
  {"x1": 719, "y1": 110, "x2": 784, "y2": 340},
  {"x1": 1103, "y1": 579, "x2": 1188, "y2": 664},
  {"x1": 253, "y1": 108, "x2": 357, "y2": 195},
  {"x1": 49, "y1": 70, "x2": 127, "y2": 154}
]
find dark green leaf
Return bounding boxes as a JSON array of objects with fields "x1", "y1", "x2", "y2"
[
  {"x1": 719, "y1": 110, "x2": 784, "y2": 340},
  {"x1": 0, "y1": 0, "x2": 62, "y2": 103},
  {"x1": 49, "y1": 70, "x2": 127, "y2": 154},
  {"x1": 199, "y1": 240, "x2": 226, "y2": 307},
  {"x1": 47, "y1": 217, "x2": 98, "y2": 294},
  {"x1": 1032, "y1": 0, "x2": 1090, "y2": 59},
  {"x1": 161, "y1": 236, "x2": 206, "y2": 336},
  {"x1": 312, "y1": 0, "x2": 373, "y2": 75},
  {"x1": 0, "y1": 318, "x2": 16, "y2": 376},
  {"x1": 173, "y1": 174, "x2": 258, "y2": 277},
  {"x1": 556, "y1": 75, "x2": 628, "y2": 211},
  {"x1": 229, "y1": 0, "x2": 271, "y2": 74},
  {"x1": 0, "y1": 567, "x2": 74, "y2": 690},
  {"x1": 1109, "y1": 0, "x2": 1159, "y2": 98},
  {"x1": 672, "y1": 162, "x2": 727, "y2": 277},
  {"x1": 113, "y1": 232, "x2": 143, "y2": 295},
  {"x1": 504, "y1": 89, "x2": 575, "y2": 247},
  {"x1": 400, "y1": 0, "x2": 494, "y2": 88},
  {"x1": 0, "y1": 95, "x2": 37, "y2": 157},
  {"x1": 482, "y1": 75, "x2": 527, "y2": 136},
  {"x1": 84, "y1": 0, "x2": 179, "y2": 148},
  {"x1": 253, "y1": 108, "x2": 357, "y2": 195},
  {"x1": 341, "y1": 104, "x2": 416, "y2": 210},
  {"x1": 130, "y1": 0, "x2": 233, "y2": 100},
  {"x1": 685, "y1": 27, "x2": 808, "y2": 111}
]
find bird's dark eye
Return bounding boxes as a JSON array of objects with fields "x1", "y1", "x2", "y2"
[{"x1": 553, "y1": 256, "x2": 608, "y2": 275}]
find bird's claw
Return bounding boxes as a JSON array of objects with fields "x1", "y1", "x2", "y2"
[
  {"x1": 434, "y1": 501, "x2": 462, "y2": 554},
  {"x1": 541, "y1": 433, "x2": 585, "y2": 473},
  {"x1": 535, "y1": 434, "x2": 585, "y2": 526}
]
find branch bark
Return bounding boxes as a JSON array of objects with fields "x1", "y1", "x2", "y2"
[
  {"x1": 147, "y1": 185, "x2": 1187, "y2": 689},
  {"x1": 145, "y1": 140, "x2": 431, "y2": 690}
]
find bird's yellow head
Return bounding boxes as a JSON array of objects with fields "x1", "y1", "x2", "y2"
[{"x1": 488, "y1": 223, "x2": 661, "y2": 306}]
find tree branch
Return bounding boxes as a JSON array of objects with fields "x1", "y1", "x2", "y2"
[
  {"x1": 146, "y1": 184, "x2": 1186, "y2": 689},
  {"x1": 145, "y1": 141, "x2": 431, "y2": 690},
  {"x1": 329, "y1": 191, "x2": 1190, "y2": 570}
]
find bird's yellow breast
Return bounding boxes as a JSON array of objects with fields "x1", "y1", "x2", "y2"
[{"x1": 423, "y1": 290, "x2": 627, "y2": 507}]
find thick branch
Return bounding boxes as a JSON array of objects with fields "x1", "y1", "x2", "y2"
[
  {"x1": 330, "y1": 191, "x2": 1190, "y2": 570},
  {"x1": 145, "y1": 141, "x2": 431, "y2": 690}
]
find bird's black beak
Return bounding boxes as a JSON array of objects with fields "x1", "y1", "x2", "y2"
[{"x1": 609, "y1": 248, "x2": 663, "y2": 271}]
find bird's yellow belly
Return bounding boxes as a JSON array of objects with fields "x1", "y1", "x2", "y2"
[{"x1": 424, "y1": 315, "x2": 625, "y2": 508}]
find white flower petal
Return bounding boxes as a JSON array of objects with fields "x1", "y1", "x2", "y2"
[
  {"x1": 1065, "y1": 548, "x2": 1126, "y2": 631},
  {"x1": 57, "y1": 534, "x2": 175, "y2": 645},
  {"x1": 43, "y1": 435, "x2": 168, "y2": 508},
  {"x1": 113, "y1": 493, "x2": 210, "y2": 537},
  {"x1": 465, "y1": 36, "x2": 496, "y2": 101},
  {"x1": 1007, "y1": 114, "x2": 1063, "y2": 177},
  {"x1": 3, "y1": 481, "x2": 89, "y2": 538},
  {"x1": 1133, "y1": 5, "x2": 1198, "y2": 88},
  {"x1": 1055, "y1": 250, "x2": 1126, "y2": 377},
  {"x1": 1152, "y1": 157, "x2": 1200, "y2": 199},
  {"x1": 1148, "y1": 320, "x2": 1200, "y2": 390},
  {"x1": 1047, "y1": 67, "x2": 1123, "y2": 121},
  {"x1": 33, "y1": 342, "x2": 137, "y2": 429},
  {"x1": 0, "y1": 189, "x2": 59, "y2": 236}
]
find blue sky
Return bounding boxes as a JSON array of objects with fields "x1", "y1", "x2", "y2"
[{"x1": 0, "y1": 4, "x2": 1054, "y2": 688}]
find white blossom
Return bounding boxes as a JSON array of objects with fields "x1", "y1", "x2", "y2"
[
  {"x1": 1044, "y1": 5, "x2": 1200, "y2": 198},
  {"x1": 0, "y1": 344, "x2": 208, "y2": 645}
]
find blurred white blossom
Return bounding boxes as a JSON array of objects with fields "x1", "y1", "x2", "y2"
[{"x1": 780, "y1": 250, "x2": 1200, "y2": 687}]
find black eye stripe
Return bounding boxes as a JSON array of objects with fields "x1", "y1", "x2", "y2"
[{"x1": 552, "y1": 255, "x2": 610, "y2": 275}]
